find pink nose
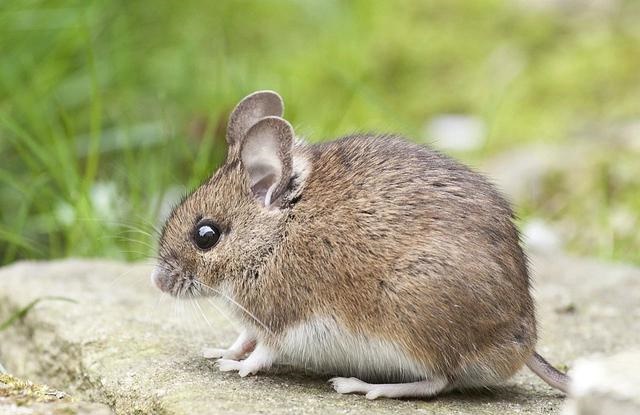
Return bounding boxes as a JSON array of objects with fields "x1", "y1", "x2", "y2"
[
  {"x1": 150, "y1": 267, "x2": 162, "y2": 290},
  {"x1": 150, "y1": 266, "x2": 174, "y2": 292}
]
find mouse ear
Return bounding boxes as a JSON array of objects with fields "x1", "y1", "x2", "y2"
[
  {"x1": 240, "y1": 116, "x2": 293, "y2": 208},
  {"x1": 226, "y1": 91, "x2": 284, "y2": 158}
]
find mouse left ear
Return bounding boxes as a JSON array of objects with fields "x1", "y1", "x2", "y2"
[
  {"x1": 240, "y1": 116, "x2": 293, "y2": 208},
  {"x1": 226, "y1": 91, "x2": 284, "y2": 159}
]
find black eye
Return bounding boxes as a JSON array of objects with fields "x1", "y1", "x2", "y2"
[{"x1": 193, "y1": 221, "x2": 221, "y2": 251}]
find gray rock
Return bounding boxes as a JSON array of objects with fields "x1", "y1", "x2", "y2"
[
  {"x1": 0, "y1": 399, "x2": 114, "y2": 415},
  {"x1": 0, "y1": 373, "x2": 113, "y2": 415},
  {"x1": 563, "y1": 351, "x2": 640, "y2": 415},
  {"x1": 0, "y1": 255, "x2": 638, "y2": 414}
]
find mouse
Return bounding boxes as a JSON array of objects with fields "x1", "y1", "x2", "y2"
[{"x1": 151, "y1": 90, "x2": 570, "y2": 399}]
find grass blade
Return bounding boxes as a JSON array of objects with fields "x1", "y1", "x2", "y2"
[{"x1": 0, "y1": 296, "x2": 77, "y2": 332}]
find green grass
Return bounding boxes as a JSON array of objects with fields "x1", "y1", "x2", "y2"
[
  {"x1": 519, "y1": 147, "x2": 640, "y2": 264},
  {"x1": 1, "y1": 0, "x2": 639, "y2": 265},
  {"x1": 0, "y1": 296, "x2": 76, "y2": 332}
]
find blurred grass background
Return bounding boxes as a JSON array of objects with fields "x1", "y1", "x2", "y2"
[{"x1": 0, "y1": 0, "x2": 639, "y2": 266}]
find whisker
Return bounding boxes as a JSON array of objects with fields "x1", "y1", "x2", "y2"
[
  {"x1": 193, "y1": 280, "x2": 273, "y2": 335},
  {"x1": 118, "y1": 228, "x2": 154, "y2": 238},
  {"x1": 147, "y1": 292, "x2": 166, "y2": 321},
  {"x1": 187, "y1": 298, "x2": 205, "y2": 340},
  {"x1": 203, "y1": 297, "x2": 241, "y2": 332},
  {"x1": 171, "y1": 295, "x2": 178, "y2": 322},
  {"x1": 117, "y1": 249, "x2": 155, "y2": 257},
  {"x1": 193, "y1": 298, "x2": 214, "y2": 330},
  {"x1": 112, "y1": 237, "x2": 156, "y2": 250},
  {"x1": 127, "y1": 213, "x2": 163, "y2": 236},
  {"x1": 177, "y1": 293, "x2": 185, "y2": 320},
  {"x1": 75, "y1": 218, "x2": 154, "y2": 234},
  {"x1": 158, "y1": 292, "x2": 168, "y2": 306}
]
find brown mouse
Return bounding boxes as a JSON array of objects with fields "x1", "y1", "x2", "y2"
[{"x1": 151, "y1": 90, "x2": 569, "y2": 399}]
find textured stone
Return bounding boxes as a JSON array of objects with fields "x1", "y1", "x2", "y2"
[
  {"x1": 0, "y1": 399, "x2": 113, "y2": 415},
  {"x1": 0, "y1": 254, "x2": 638, "y2": 414},
  {"x1": 563, "y1": 351, "x2": 640, "y2": 415},
  {"x1": 0, "y1": 373, "x2": 113, "y2": 414}
]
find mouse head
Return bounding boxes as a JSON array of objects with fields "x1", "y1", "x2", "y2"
[{"x1": 152, "y1": 91, "x2": 308, "y2": 298}]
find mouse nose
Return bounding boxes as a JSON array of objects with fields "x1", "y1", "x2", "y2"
[
  {"x1": 150, "y1": 266, "x2": 162, "y2": 289},
  {"x1": 151, "y1": 266, "x2": 174, "y2": 293}
]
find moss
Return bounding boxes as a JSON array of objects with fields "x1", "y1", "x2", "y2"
[{"x1": 0, "y1": 373, "x2": 70, "y2": 406}]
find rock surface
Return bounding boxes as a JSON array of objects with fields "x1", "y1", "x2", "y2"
[
  {"x1": 0, "y1": 255, "x2": 638, "y2": 414},
  {"x1": 0, "y1": 373, "x2": 113, "y2": 414},
  {"x1": 0, "y1": 398, "x2": 113, "y2": 415},
  {"x1": 564, "y1": 351, "x2": 640, "y2": 415}
]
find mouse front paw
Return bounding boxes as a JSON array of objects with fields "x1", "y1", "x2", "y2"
[
  {"x1": 216, "y1": 358, "x2": 243, "y2": 373},
  {"x1": 203, "y1": 346, "x2": 249, "y2": 360},
  {"x1": 216, "y1": 358, "x2": 262, "y2": 377},
  {"x1": 215, "y1": 343, "x2": 275, "y2": 378},
  {"x1": 203, "y1": 330, "x2": 257, "y2": 361},
  {"x1": 202, "y1": 347, "x2": 226, "y2": 359}
]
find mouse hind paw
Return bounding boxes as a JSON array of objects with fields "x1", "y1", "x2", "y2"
[{"x1": 329, "y1": 376, "x2": 448, "y2": 400}]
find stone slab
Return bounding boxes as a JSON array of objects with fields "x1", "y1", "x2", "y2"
[
  {"x1": 564, "y1": 350, "x2": 640, "y2": 415},
  {"x1": 0, "y1": 254, "x2": 639, "y2": 414},
  {"x1": 0, "y1": 372, "x2": 113, "y2": 414}
]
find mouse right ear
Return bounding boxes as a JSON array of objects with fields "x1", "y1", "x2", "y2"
[
  {"x1": 226, "y1": 91, "x2": 284, "y2": 159},
  {"x1": 240, "y1": 116, "x2": 293, "y2": 209}
]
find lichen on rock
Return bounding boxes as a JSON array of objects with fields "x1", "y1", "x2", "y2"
[{"x1": 0, "y1": 373, "x2": 68, "y2": 406}]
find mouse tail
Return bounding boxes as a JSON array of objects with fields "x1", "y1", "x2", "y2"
[{"x1": 526, "y1": 351, "x2": 570, "y2": 394}]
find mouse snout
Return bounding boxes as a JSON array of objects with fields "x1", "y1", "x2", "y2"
[{"x1": 151, "y1": 266, "x2": 175, "y2": 293}]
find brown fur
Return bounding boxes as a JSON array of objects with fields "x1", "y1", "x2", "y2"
[{"x1": 156, "y1": 93, "x2": 539, "y2": 388}]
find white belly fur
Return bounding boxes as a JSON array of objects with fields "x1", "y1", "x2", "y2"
[{"x1": 279, "y1": 316, "x2": 433, "y2": 382}]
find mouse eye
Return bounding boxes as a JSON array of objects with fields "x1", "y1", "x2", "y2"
[{"x1": 193, "y1": 221, "x2": 221, "y2": 251}]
